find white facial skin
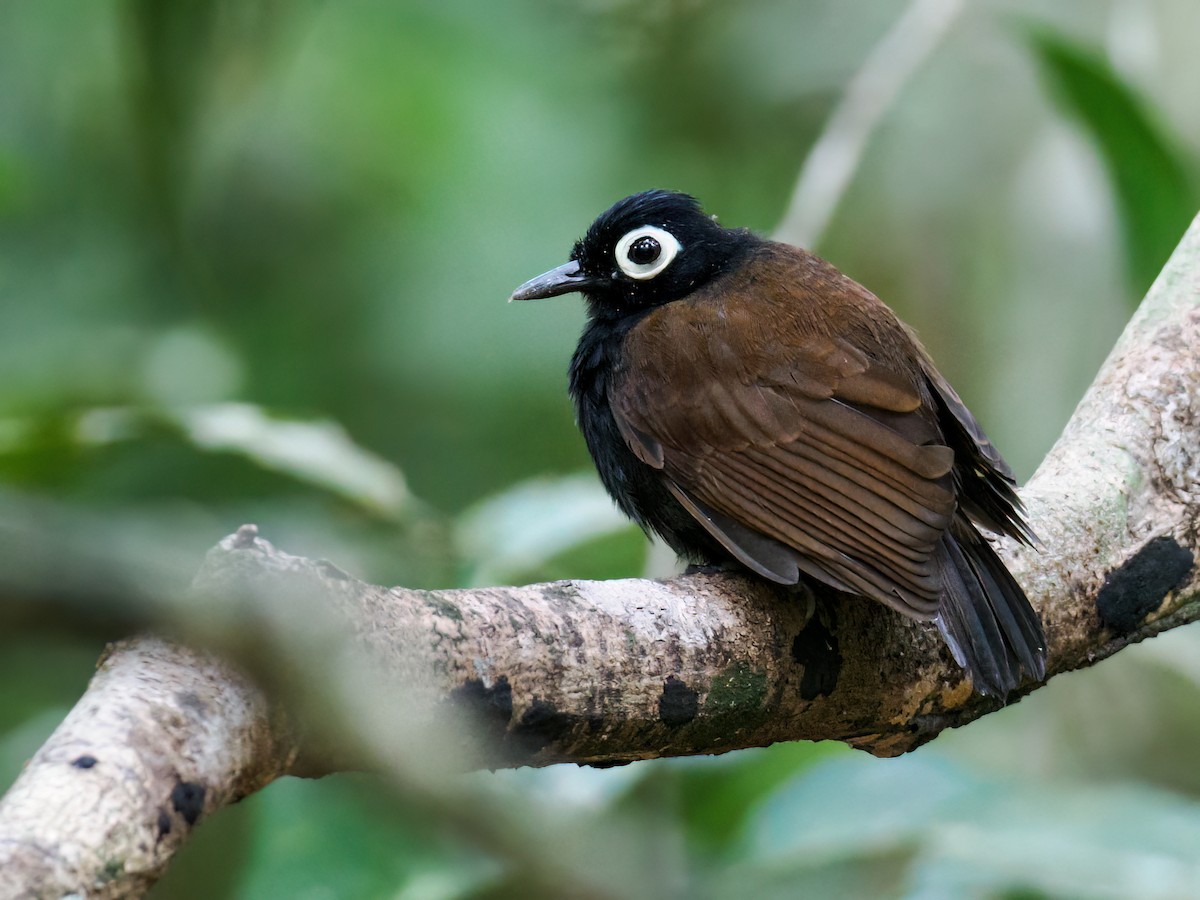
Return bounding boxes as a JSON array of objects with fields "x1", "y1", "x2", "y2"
[{"x1": 614, "y1": 225, "x2": 682, "y2": 280}]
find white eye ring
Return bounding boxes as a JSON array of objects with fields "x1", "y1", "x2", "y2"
[{"x1": 614, "y1": 225, "x2": 681, "y2": 280}]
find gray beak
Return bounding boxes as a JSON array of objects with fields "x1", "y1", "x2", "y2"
[{"x1": 510, "y1": 260, "x2": 600, "y2": 302}]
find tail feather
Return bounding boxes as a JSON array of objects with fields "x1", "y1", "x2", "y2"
[
  {"x1": 934, "y1": 529, "x2": 1046, "y2": 695},
  {"x1": 966, "y1": 537, "x2": 1046, "y2": 680}
]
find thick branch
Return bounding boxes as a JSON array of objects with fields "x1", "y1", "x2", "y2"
[{"x1": 774, "y1": 0, "x2": 964, "y2": 248}]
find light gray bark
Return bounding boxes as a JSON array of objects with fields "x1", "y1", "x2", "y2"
[{"x1": 0, "y1": 639, "x2": 294, "y2": 899}]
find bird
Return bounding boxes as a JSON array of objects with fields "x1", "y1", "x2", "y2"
[{"x1": 510, "y1": 189, "x2": 1046, "y2": 695}]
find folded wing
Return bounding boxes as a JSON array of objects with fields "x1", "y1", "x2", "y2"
[{"x1": 612, "y1": 311, "x2": 959, "y2": 619}]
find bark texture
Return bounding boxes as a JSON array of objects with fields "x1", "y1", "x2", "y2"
[
  {"x1": 0, "y1": 639, "x2": 295, "y2": 899},
  {"x1": 1, "y1": 215, "x2": 1199, "y2": 897}
]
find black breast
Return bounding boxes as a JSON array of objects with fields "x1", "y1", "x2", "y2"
[{"x1": 568, "y1": 317, "x2": 728, "y2": 564}]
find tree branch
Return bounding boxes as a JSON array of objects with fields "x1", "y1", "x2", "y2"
[
  {"x1": 0, "y1": 638, "x2": 296, "y2": 899},
  {"x1": 3, "y1": 213, "x2": 1199, "y2": 896},
  {"x1": 774, "y1": 0, "x2": 964, "y2": 248}
]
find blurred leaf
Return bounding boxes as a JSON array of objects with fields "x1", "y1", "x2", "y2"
[
  {"x1": 738, "y1": 752, "x2": 1200, "y2": 899},
  {"x1": 532, "y1": 526, "x2": 649, "y2": 584},
  {"x1": 172, "y1": 404, "x2": 414, "y2": 519},
  {"x1": 942, "y1": 627, "x2": 1200, "y2": 798},
  {"x1": 0, "y1": 148, "x2": 31, "y2": 215},
  {"x1": 177, "y1": 774, "x2": 497, "y2": 900},
  {"x1": 628, "y1": 743, "x2": 847, "y2": 855},
  {"x1": 28, "y1": 403, "x2": 416, "y2": 519},
  {"x1": 456, "y1": 473, "x2": 636, "y2": 585},
  {"x1": 0, "y1": 709, "x2": 74, "y2": 794},
  {"x1": 1025, "y1": 27, "x2": 1199, "y2": 296},
  {"x1": 0, "y1": 634, "x2": 99, "y2": 739},
  {"x1": 705, "y1": 847, "x2": 916, "y2": 900},
  {"x1": 746, "y1": 753, "x2": 981, "y2": 863}
]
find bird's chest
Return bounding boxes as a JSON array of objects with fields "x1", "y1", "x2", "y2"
[{"x1": 568, "y1": 321, "x2": 673, "y2": 532}]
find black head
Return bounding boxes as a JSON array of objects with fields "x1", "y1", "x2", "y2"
[{"x1": 511, "y1": 190, "x2": 761, "y2": 320}]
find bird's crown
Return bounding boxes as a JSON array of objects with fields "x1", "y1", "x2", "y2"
[{"x1": 569, "y1": 189, "x2": 758, "y2": 316}]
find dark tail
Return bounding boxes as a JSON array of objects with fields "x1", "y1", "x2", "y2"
[{"x1": 934, "y1": 526, "x2": 1046, "y2": 696}]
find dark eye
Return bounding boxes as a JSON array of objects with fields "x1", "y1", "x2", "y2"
[
  {"x1": 628, "y1": 236, "x2": 661, "y2": 265},
  {"x1": 615, "y1": 225, "x2": 681, "y2": 280}
]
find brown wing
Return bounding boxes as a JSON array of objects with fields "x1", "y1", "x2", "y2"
[{"x1": 610, "y1": 271, "x2": 958, "y2": 619}]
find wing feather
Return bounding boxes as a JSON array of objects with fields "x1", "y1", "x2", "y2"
[
  {"x1": 610, "y1": 290, "x2": 962, "y2": 617},
  {"x1": 705, "y1": 450, "x2": 943, "y2": 613}
]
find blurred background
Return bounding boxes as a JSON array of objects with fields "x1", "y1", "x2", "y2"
[{"x1": 3, "y1": 0, "x2": 1200, "y2": 897}]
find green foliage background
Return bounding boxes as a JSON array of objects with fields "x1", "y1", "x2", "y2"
[{"x1": 3, "y1": 1, "x2": 1200, "y2": 897}]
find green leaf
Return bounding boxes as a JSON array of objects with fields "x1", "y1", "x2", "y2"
[
  {"x1": 68, "y1": 403, "x2": 414, "y2": 519},
  {"x1": 170, "y1": 404, "x2": 414, "y2": 519},
  {"x1": 736, "y1": 751, "x2": 1200, "y2": 899},
  {"x1": 199, "y1": 775, "x2": 495, "y2": 900},
  {"x1": 677, "y1": 742, "x2": 847, "y2": 854},
  {"x1": 1025, "y1": 28, "x2": 1199, "y2": 296},
  {"x1": 456, "y1": 474, "x2": 636, "y2": 585}
]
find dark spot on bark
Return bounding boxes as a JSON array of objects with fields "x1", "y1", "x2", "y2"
[
  {"x1": 72, "y1": 754, "x2": 98, "y2": 769},
  {"x1": 176, "y1": 691, "x2": 207, "y2": 715},
  {"x1": 1097, "y1": 536, "x2": 1193, "y2": 633},
  {"x1": 317, "y1": 559, "x2": 351, "y2": 581},
  {"x1": 510, "y1": 698, "x2": 575, "y2": 756},
  {"x1": 537, "y1": 582, "x2": 580, "y2": 607},
  {"x1": 659, "y1": 676, "x2": 699, "y2": 727},
  {"x1": 704, "y1": 663, "x2": 768, "y2": 713},
  {"x1": 791, "y1": 611, "x2": 842, "y2": 700},
  {"x1": 171, "y1": 781, "x2": 206, "y2": 827},
  {"x1": 690, "y1": 663, "x2": 771, "y2": 751},
  {"x1": 450, "y1": 675, "x2": 514, "y2": 740},
  {"x1": 422, "y1": 591, "x2": 463, "y2": 622},
  {"x1": 157, "y1": 809, "x2": 172, "y2": 841}
]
